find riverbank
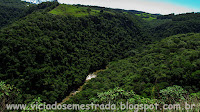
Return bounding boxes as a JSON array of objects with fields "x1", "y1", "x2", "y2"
[{"x1": 58, "y1": 68, "x2": 106, "y2": 104}]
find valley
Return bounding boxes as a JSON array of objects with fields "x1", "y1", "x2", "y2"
[{"x1": 0, "y1": 0, "x2": 200, "y2": 111}]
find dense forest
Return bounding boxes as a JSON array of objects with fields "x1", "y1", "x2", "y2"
[
  {"x1": 0, "y1": 0, "x2": 200, "y2": 111},
  {"x1": 0, "y1": 0, "x2": 59, "y2": 28},
  {"x1": 0, "y1": 0, "x2": 148, "y2": 104},
  {"x1": 67, "y1": 33, "x2": 200, "y2": 103},
  {"x1": 152, "y1": 13, "x2": 200, "y2": 39},
  {"x1": 0, "y1": 0, "x2": 29, "y2": 28}
]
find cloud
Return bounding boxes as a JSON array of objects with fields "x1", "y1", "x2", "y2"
[{"x1": 58, "y1": 0, "x2": 198, "y2": 14}]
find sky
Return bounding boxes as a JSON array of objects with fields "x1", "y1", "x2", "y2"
[{"x1": 57, "y1": 0, "x2": 200, "y2": 14}]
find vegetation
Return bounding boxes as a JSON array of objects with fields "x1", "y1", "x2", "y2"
[
  {"x1": 0, "y1": 0, "x2": 59, "y2": 28},
  {"x1": 1, "y1": 1, "x2": 200, "y2": 111},
  {"x1": 135, "y1": 13, "x2": 157, "y2": 21},
  {"x1": 152, "y1": 12, "x2": 200, "y2": 39},
  {"x1": 67, "y1": 33, "x2": 200, "y2": 106},
  {"x1": 0, "y1": 0, "x2": 29, "y2": 28},
  {"x1": 0, "y1": 81, "x2": 20, "y2": 112},
  {"x1": 49, "y1": 4, "x2": 101, "y2": 17},
  {"x1": 0, "y1": 2, "x2": 147, "y2": 104}
]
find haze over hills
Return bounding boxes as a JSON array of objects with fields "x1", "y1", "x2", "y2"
[
  {"x1": 0, "y1": 0, "x2": 200, "y2": 111},
  {"x1": 22, "y1": 0, "x2": 57, "y2": 4}
]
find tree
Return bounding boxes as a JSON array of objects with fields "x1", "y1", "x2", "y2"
[
  {"x1": 87, "y1": 8, "x2": 91, "y2": 14},
  {"x1": 0, "y1": 81, "x2": 20, "y2": 112}
]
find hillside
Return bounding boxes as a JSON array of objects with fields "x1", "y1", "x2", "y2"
[
  {"x1": 1, "y1": 1, "x2": 200, "y2": 111},
  {"x1": 0, "y1": 0, "x2": 59, "y2": 28},
  {"x1": 22, "y1": 0, "x2": 57, "y2": 4},
  {"x1": 67, "y1": 33, "x2": 200, "y2": 105},
  {"x1": 0, "y1": 3, "x2": 147, "y2": 103},
  {"x1": 151, "y1": 13, "x2": 200, "y2": 39},
  {"x1": 49, "y1": 4, "x2": 101, "y2": 17},
  {"x1": 0, "y1": 0, "x2": 29, "y2": 28}
]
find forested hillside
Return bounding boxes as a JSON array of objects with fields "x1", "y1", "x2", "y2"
[
  {"x1": 0, "y1": 2, "x2": 148, "y2": 103},
  {"x1": 0, "y1": 0, "x2": 59, "y2": 28},
  {"x1": 151, "y1": 13, "x2": 200, "y2": 39},
  {"x1": 67, "y1": 33, "x2": 200, "y2": 104},
  {"x1": 0, "y1": 0, "x2": 29, "y2": 28},
  {"x1": 1, "y1": 1, "x2": 200, "y2": 111}
]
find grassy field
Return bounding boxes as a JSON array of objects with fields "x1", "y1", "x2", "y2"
[
  {"x1": 49, "y1": 4, "x2": 101, "y2": 17},
  {"x1": 135, "y1": 13, "x2": 157, "y2": 21}
]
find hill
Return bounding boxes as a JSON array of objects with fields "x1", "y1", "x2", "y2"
[
  {"x1": 0, "y1": 2, "x2": 147, "y2": 103},
  {"x1": 67, "y1": 33, "x2": 200, "y2": 104},
  {"x1": 0, "y1": 0, "x2": 59, "y2": 28},
  {"x1": 0, "y1": 0, "x2": 29, "y2": 28},
  {"x1": 49, "y1": 4, "x2": 101, "y2": 17},
  {"x1": 1, "y1": 1, "x2": 200, "y2": 111},
  {"x1": 151, "y1": 13, "x2": 200, "y2": 39},
  {"x1": 22, "y1": 0, "x2": 57, "y2": 4}
]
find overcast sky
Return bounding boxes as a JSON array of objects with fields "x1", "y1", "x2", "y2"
[{"x1": 58, "y1": 0, "x2": 200, "y2": 14}]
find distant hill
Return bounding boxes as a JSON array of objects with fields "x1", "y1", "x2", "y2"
[
  {"x1": 151, "y1": 12, "x2": 200, "y2": 39},
  {"x1": 0, "y1": 0, "x2": 29, "y2": 28},
  {"x1": 49, "y1": 4, "x2": 101, "y2": 17},
  {"x1": 21, "y1": 0, "x2": 57, "y2": 4},
  {"x1": 0, "y1": 0, "x2": 59, "y2": 28}
]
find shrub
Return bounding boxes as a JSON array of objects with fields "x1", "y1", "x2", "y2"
[{"x1": 159, "y1": 85, "x2": 188, "y2": 104}]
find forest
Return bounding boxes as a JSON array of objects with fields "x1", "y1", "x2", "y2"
[{"x1": 0, "y1": 0, "x2": 200, "y2": 111}]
